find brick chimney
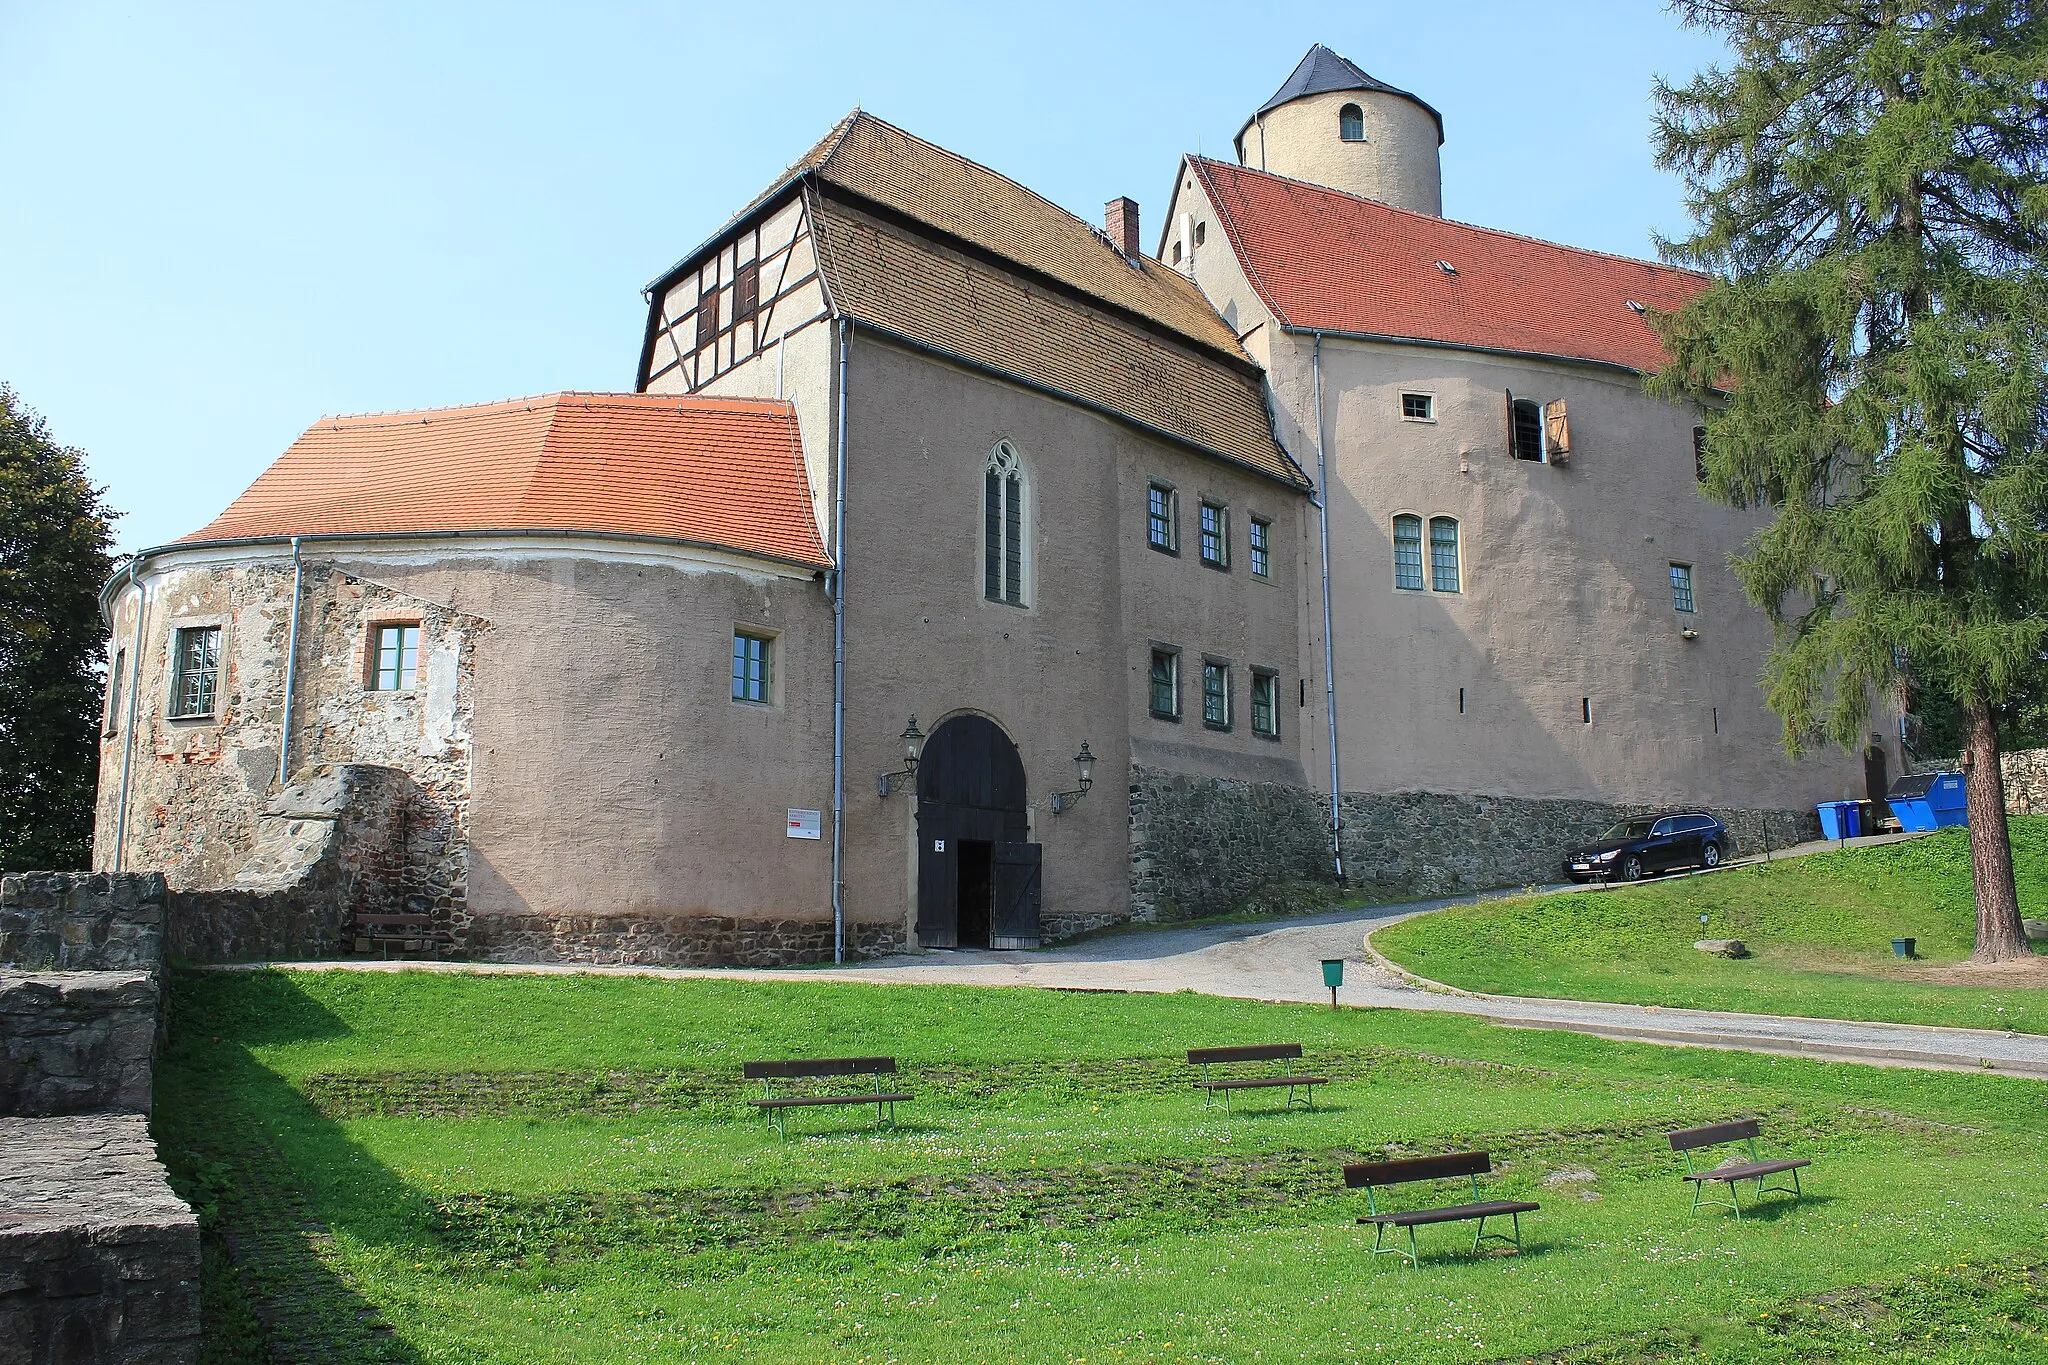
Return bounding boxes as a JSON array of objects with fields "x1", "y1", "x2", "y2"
[{"x1": 1105, "y1": 197, "x2": 1140, "y2": 260}]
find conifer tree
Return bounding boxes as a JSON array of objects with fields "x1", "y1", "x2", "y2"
[
  {"x1": 0, "y1": 387, "x2": 117, "y2": 872},
  {"x1": 1650, "y1": 1, "x2": 2048, "y2": 960}
]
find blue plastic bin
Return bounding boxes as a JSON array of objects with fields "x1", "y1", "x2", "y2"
[
  {"x1": 1816, "y1": 801, "x2": 1863, "y2": 840},
  {"x1": 1886, "y1": 772, "x2": 1968, "y2": 833}
]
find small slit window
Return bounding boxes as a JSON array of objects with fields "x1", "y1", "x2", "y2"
[
  {"x1": 368, "y1": 623, "x2": 421, "y2": 692},
  {"x1": 1339, "y1": 103, "x2": 1365, "y2": 141},
  {"x1": 1393, "y1": 514, "x2": 1424, "y2": 591},
  {"x1": 732, "y1": 631, "x2": 772, "y2": 704},
  {"x1": 1401, "y1": 392, "x2": 1434, "y2": 421},
  {"x1": 104, "y1": 649, "x2": 126, "y2": 736},
  {"x1": 168, "y1": 625, "x2": 220, "y2": 719}
]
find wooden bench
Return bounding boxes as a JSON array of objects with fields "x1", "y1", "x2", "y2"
[
  {"x1": 743, "y1": 1057, "x2": 912, "y2": 1139},
  {"x1": 352, "y1": 913, "x2": 436, "y2": 959},
  {"x1": 1344, "y1": 1151, "x2": 1539, "y2": 1264},
  {"x1": 1186, "y1": 1044, "x2": 1327, "y2": 1111},
  {"x1": 1668, "y1": 1118, "x2": 1810, "y2": 1219}
]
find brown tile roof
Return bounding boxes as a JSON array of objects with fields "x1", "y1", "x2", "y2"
[
  {"x1": 809, "y1": 114, "x2": 1248, "y2": 361},
  {"x1": 1191, "y1": 158, "x2": 1710, "y2": 374},
  {"x1": 179, "y1": 393, "x2": 830, "y2": 569},
  {"x1": 812, "y1": 202, "x2": 1304, "y2": 486}
]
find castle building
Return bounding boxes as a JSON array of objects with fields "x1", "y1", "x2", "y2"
[{"x1": 90, "y1": 48, "x2": 1869, "y2": 965}]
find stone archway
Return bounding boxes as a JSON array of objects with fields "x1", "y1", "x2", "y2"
[{"x1": 914, "y1": 715, "x2": 1041, "y2": 948}]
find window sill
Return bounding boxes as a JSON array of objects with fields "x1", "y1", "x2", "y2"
[
  {"x1": 1150, "y1": 710, "x2": 1180, "y2": 723},
  {"x1": 1252, "y1": 728, "x2": 1281, "y2": 742},
  {"x1": 166, "y1": 713, "x2": 217, "y2": 725},
  {"x1": 1200, "y1": 559, "x2": 1230, "y2": 573},
  {"x1": 1400, "y1": 416, "x2": 1438, "y2": 425},
  {"x1": 731, "y1": 697, "x2": 775, "y2": 708},
  {"x1": 1203, "y1": 721, "x2": 1232, "y2": 733},
  {"x1": 1148, "y1": 542, "x2": 1179, "y2": 557}
]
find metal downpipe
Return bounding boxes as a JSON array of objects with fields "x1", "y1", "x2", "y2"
[
  {"x1": 277, "y1": 537, "x2": 305, "y2": 786},
  {"x1": 830, "y1": 319, "x2": 850, "y2": 964},
  {"x1": 1312, "y1": 333, "x2": 1345, "y2": 885},
  {"x1": 111, "y1": 562, "x2": 146, "y2": 872}
]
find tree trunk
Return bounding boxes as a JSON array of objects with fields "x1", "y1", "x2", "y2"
[{"x1": 1962, "y1": 697, "x2": 2029, "y2": 962}]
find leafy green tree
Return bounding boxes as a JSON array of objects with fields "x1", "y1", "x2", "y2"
[
  {"x1": 1650, "y1": 1, "x2": 2048, "y2": 960},
  {"x1": 0, "y1": 387, "x2": 117, "y2": 872}
]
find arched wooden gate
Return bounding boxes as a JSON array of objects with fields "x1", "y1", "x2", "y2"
[{"x1": 915, "y1": 715, "x2": 1042, "y2": 949}]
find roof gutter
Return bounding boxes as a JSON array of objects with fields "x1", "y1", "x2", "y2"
[{"x1": 99, "y1": 526, "x2": 834, "y2": 627}]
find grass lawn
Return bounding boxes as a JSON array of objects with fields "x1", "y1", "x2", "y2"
[
  {"x1": 159, "y1": 967, "x2": 2048, "y2": 1363},
  {"x1": 1373, "y1": 821, "x2": 2048, "y2": 1033}
]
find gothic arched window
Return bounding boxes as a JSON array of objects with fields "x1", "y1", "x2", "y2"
[
  {"x1": 1339, "y1": 103, "x2": 1365, "y2": 142},
  {"x1": 983, "y1": 442, "x2": 1027, "y2": 607}
]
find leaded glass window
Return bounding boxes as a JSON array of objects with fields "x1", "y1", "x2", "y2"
[{"x1": 984, "y1": 443, "x2": 1025, "y2": 605}]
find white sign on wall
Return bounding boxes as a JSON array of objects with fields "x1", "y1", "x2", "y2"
[{"x1": 786, "y1": 809, "x2": 823, "y2": 840}]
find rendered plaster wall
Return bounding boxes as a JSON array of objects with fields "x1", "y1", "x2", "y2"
[
  {"x1": 351, "y1": 549, "x2": 840, "y2": 959},
  {"x1": 836, "y1": 334, "x2": 1310, "y2": 946},
  {"x1": 1234, "y1": 89, "x2": 1443, "y2": 215},
  {"x1": 95, "y1": 557, "x2": 478, "y2": 918},
  {"x1": 0, "y1": 1113, "x2": 201, "y2": 1365},
  {"x1": 1264, "y1": 330, "x2": 1870, "y2": 811}
]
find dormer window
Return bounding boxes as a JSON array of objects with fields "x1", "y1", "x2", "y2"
[{"x1": 1339, "y1": 103, "x2": 1365, "y2": 141}]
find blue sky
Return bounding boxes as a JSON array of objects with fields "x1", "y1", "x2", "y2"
[{"x1": 1, "y1": 1, "x2": 1725, "y2": 553}]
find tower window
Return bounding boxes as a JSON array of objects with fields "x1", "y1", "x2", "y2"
[
  {"x1": 1339, "y1": 103, "x2": 1365, "y2": 142},
  {"x1": 168, "y1": 626, "x2": 220, "y2": 719},
  {"x1": 1393, "y1": 515, "x2": 1424, "y2": 590},
  {"x1": 1670, "y1": 563, "x2": 1696, "y2": 614},
  {"x1": 983, "y1": 442, "x2": 1027, "y2": 606}
]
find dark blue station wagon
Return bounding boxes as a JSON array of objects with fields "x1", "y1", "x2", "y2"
[{"x1": 1562, "y1": 812, "x2": 1732, "y2": 883}]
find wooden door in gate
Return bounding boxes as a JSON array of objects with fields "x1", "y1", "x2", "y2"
[
  {"x1": 990, "y1": 841, "x2": 1043, "y2": 949},
  {"x1": 915, "y1": 715, "x2": 1029, "y2": 949}
]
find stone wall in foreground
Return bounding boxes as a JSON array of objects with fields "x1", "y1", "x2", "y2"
[
  {"x1": 1127, "y1": 765, "x2": 1824, "y2": 923},
  {"x1": 0, "y1": 871, "x2": 167, "y2": 973},
  {"x1": 0, "y1": 972, "x2": 159, "y2": 1118},
  {"x1": 2004, "y1": 747, "x2": 2048, "y2": 816},
  {"x1": 0, "y1": 1114, "x2": 201, "y2": 1365}
]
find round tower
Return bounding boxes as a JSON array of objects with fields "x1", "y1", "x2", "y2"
[{"x1": 1235, "y1": 44, "x2": 1443, "y2": 216}]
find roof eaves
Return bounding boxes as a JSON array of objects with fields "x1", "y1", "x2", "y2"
[{"x1": 1275, "y1": 322, "x2": 1666, "y2": 380}]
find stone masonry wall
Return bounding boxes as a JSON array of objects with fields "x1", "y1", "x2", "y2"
[
  {"x1": 0, "y1": 973, "x2": 159, "y2": 1118},
  {"x1": 465, "y1": 913, "x2": 905, "y2": 968},
  {"x1": 98, "y1": 560, "x2": 479, "y2": 932},
  {"x1": 0, "y1": 871, "x2": 167, "y2": 973},
  {"x1": 1127, "y1": 765, "x2": 1823, "y2": 923},
  {"x1": 2002, "y1": 747, "x2": 2048, "y2": 816},
  {"x1": 0, "y1": 1114, "x2": 201, "y2": 1365}
]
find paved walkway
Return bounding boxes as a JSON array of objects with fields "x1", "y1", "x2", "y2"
[{"x1": 266, "y1": 833, "x2": 2048, "y2": 1080}]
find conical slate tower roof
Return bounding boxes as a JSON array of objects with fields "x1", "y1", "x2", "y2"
[{"x1": 1249, "y1": 44, "x2": 1443, "y2": 144}]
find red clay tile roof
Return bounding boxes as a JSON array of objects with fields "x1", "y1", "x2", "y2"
[
  {"x1": 1191, "y1": 158, "x2": 1710, "y2": 374},
  {"x1": 180, "y1": 393, "x2": 830, "y2": 569}
]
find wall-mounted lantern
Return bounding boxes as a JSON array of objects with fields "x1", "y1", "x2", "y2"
[
  {"x1": 876, "y1": 716, "x2": 924, "y2": 797},
  {"x1": 1049, "y1": 741, "x2": 1097, "y2": 814}
]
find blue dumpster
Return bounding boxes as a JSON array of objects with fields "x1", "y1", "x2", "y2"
[
  {"x1": 1816, "y1": 801, "x2": 1863, "y2": 840},
  {"x1": 1886, "y1": 772, "x2": 1968, "y2": 833}
]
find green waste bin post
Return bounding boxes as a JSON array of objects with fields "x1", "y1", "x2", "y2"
[{"x1": 1321, "y1": 958, "x2": 1344, "y2": 1010}]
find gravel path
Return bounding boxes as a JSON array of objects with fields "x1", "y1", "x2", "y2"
[{"x1": 239, "y1": 832, "x2": 2048, "y2": 1078}]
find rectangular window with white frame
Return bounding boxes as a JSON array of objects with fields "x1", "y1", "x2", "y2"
[
  {"x1": 1249, "y1": 518, "x2": 1271, "y2": 578},
  {"x1": 168, "y1": 625, "x2": 220, "y2": 719},
  {"x1": 1199, "y1": 501, "x2": 1229, "y2": 569},
  {"x1": 367, "y1": 623, "x2": 421, "y2": 691},
  {"x1": 732, "y1": 630, "x2": 773, "y2": 703},
  {"x1": 1149, "y1": 648, "x2": 1180, "y2": 720},
  {"x1": 1202, "y1": 660, "x2": 1231, "y2": 730},
  {"x1": 1670, "y1": 563, "x2": 1696, "y2": 614},
  {"x1": 1147, "y1": 482, "x2": 1178, "y2": 554},
  {"x1": 1250, "y1": 670, "x2": 1279, "y2": 737}
]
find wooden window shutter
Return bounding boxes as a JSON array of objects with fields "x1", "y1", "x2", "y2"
[
  {"x1": 734, "y1": 261, "x2": 759, "y2": 323},
  {"x1": 1544, "y1": 399, "x2": 1570, "y2": 465},
  {"x1": 696, "y1": 285, "x2": 719, "y2": 351}
]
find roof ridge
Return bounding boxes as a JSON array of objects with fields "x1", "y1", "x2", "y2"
[
  {"x1": 829, "y1": 111, "x2": 1126, "y2": 267},
  {"x1": 1190, "y1": 155, "x2": 1709, "y2": 282},
  {"x1": 315, "y1": 392, "x2": 795, "y2": 427}
]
